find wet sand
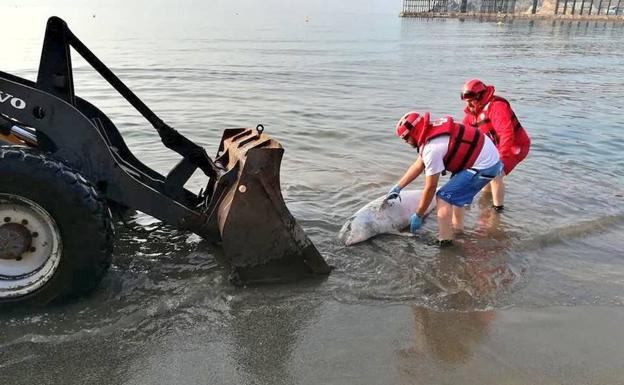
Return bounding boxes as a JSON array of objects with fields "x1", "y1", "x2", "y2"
[{"x1": 2, "y1": 303, "x2": 624, "y2": 385}]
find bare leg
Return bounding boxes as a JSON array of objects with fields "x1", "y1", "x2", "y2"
[
  {"x1": 437, "y1": 197, "x2": 454, "y2": 241},
  {"x1": 490, "y1": 173, "x2": 505, "y2": 207},
  {"x1": 452, "y1": 205, "x2": 465, "y2": 233},
  {"x1": 479, "y1": 181, "x2": 493, "y2": 206}
]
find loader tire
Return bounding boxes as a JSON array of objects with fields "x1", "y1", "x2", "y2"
[{"x1": 0, "y1": 146, "x2": 114, "y2": 306}]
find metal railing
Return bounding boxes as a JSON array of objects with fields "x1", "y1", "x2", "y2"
[
  {"x1": 402, "y1": 0, "x2": 623, "y2": 15},
  {"x1": 479, "y1": 0, "x2": 518, "y2": 13},
  {"x1": 402, "y1": 0, "x2": 450, "y2": 13},
  {"x1": 555, "y1": 0, "x2": 622, "y2": 15}
]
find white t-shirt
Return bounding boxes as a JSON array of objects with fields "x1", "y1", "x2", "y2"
[{"x1": 421, "y1": 135, "x2": 499, "y2": 176}]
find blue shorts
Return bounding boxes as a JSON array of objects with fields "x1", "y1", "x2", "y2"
[{"x1": 436, "y1": 161, "x2": 503, "y2": 207}]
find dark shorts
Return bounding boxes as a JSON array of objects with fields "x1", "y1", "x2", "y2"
[{"x1": 436, "y1": 161, "x2": 503, "y2": 207}]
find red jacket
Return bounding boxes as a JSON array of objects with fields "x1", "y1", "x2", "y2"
[
  {"x1": 462, "y1": 94, "x2": 530, "y2": 174},
  {"x1": 419, "y1": 116, "x2": 485, "y2": 174}
]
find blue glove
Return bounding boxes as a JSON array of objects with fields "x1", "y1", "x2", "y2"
[
  {"x1": 409, "y1": 213, "x2": 423, "y2": 233},
  {"x1": 386, "y1": 184, "x2": 401, "y2": 201}
]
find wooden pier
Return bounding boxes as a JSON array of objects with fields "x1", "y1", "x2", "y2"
[{"x1": 400, "y1": 0, "x2": 624, "y2": 20}]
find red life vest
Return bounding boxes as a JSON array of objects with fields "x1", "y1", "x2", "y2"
[
  {"x1": 471, "y1": 96, "x2": 524, "y2": 145},
  {"x1": 418, "y1": 117, "x2": 485, "y2": 174}
]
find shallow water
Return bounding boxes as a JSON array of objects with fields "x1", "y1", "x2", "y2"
[{"x1": 1, "y1": 2, "x2": 624, "y2": 384}]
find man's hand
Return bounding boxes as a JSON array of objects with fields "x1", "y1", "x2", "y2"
[
  {"x1": 386, "y1": 184, "x2": 402, "y2": 201},
  {"x1": 409, "y1": 213, "x2": 423, "y2": 233}
]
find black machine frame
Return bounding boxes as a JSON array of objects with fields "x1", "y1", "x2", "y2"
[
  {"x1": 0, "y1": 17, "x2": 232, "y2": 240},
  {"x1": 1, "y1": 16, "x2": 332, "y2": 284}
]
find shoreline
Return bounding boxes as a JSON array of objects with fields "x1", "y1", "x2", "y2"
[{"x1": 3, "y1": 302, "x2": 624, "y2": 384}]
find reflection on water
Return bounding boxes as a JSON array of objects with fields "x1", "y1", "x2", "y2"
[
  {"x1": 395, "y1": 202, "x2": 513, "y2": 369},
  {"x1": 402, "y1": 306, "x2": 495, "y2": 364},
  {"x1": 407, "y1": 195, "x2": 519, "y2": 310}
]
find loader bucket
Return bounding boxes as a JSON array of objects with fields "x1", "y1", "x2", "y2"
[{"x1": 210, "y1": 127, "x2": 331, "y2": 283}]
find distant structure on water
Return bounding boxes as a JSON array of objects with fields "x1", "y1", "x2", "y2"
[{"x1": 401, "y1": 0, "x2": 624, "y2": 19}]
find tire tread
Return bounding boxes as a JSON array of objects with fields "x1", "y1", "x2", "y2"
[{"x1": 0, "y1": 145, "x2": 115, "y2": 303}]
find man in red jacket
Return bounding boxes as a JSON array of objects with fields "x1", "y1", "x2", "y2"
[{"x1": 461, "y1": 79, "x2": 531, "y2": 212}]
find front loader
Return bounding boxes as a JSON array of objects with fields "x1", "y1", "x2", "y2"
[{"x1": 0, "y1": 17, "x2": 330, "y2": 305}]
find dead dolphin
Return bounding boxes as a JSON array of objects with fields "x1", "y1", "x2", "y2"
[{"x1": 338, "y1": 190, "x2": 436, "y2": 246}]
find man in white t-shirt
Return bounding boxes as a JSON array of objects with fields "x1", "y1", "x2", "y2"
[{"x1": 386, "y1": 111, "x2": 502, "y2": 247}]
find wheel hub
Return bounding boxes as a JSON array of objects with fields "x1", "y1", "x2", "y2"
[
  {"x1": 0, "y1": 194, "x2": 62, "y2": 298},
  {"x1": 0, "y1": 222, "x2": 33, "y2": 260}
]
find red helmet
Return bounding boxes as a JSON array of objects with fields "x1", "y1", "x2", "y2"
[
  {"x1": 461, "y1": 79, "x2": 488, "y2": 101},
  {"x1": 396, "y1": 111, "x2": 430, "y2": 145}
]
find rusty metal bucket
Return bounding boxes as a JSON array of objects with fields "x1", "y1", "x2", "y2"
[{"x1": 206, "y1": 126, "x2": 331, "y2": 283}]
